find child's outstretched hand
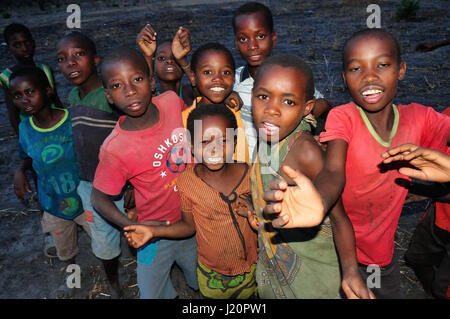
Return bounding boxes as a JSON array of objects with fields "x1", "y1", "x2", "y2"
[
  {"x1": 224, "y1": 91, "x2": 243, "y2": 111},
  {"x1": 382, "y1": 143, "x2": 450, "y2": 183},
  {"x1": 235, "y1": 193, "x2": 260, "y2": 231},
  {"x1": 13, "y1": 169, "x2": 32, "y2": 201},
  {"x1": 263, "y1": 165, "x2": 325, "y2": 228},
  {"x1": 137, "y1": 24, "x2": 157, "y2": 58},
  {"x1": 123, "y1": 224, "x2": 156, "y2": 248},
  {"x1": 172, "y1": 26, "x2": 191, "y2": 61}
]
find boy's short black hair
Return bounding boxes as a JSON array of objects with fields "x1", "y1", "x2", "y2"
[
  {"x1": 3, "y1": 23, "x2": 33, "y2": 44},
  {"x1": 191, "y1": 43, "x2": 235, "y2": 73},
  {"x1": 342, "y1": 29, "x2": 402, "y2": 68},
  {"x1": 254, "y1": 53, "x2": 315, "y2": 101},
  {"x1": 59, "y1": 31, "x2": 98, "y2": 55},
  {"x1": 100, "y1": 47, "x2": 150, "y2": 86},
  {"x1": 10, "y1": 66, "x2": 51, "y2": 90},
  {"x1": 187, "y1": 104, "x2": 238, "y2": 143},
  {"x1": 232, "y1": 2, "x2": 274, "y2": 34}
]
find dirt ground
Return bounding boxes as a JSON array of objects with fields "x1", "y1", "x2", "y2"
[{"x1": 0, "y1": 0, "x2": 448, "y2": 300}]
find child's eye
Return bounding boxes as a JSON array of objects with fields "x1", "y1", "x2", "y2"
[
  {"x1": 348, "y1": 66, "x2": 360, "y2": 72},
  {"x1": 56, "y1": 56, "x2": 65, "y2": 63},
  {"x1": 257, "y1": 94, "x2": 268, "y2": 100},
  {"x1": 75, "y1": 51, "x2": 85, "y2": 57},
  {"x1": 13, "y1": 94, "x2": 22, "y2": 100},
  {"x1": 223, "y1": 70, "x2": 232, "y2": 75},
  {"x1": 157, "y1": 56, "x2": 166, "y2": 62},
  {"x1": 257, "y1": 34, "x2": 266, "y2": 40},
  {"x1": 238, "y1": 36, "x2": 247, "y2": 43},
  {"x1": 24, "y1": 89, "x2": 34, "y2": 96},
  {"x1": 111, "y1": 83, "x2": 121, "y2": 89},
  {"x1": 203, "y1": 70, "x2": 212, "y2": 75},
  {"x1": 134, "y1": 76, "x2": 144, "y2": 82},
  {"x1": 284, "y1": 99, "x2": 295, "y2": 106},
  {"x1": 378, "y1": 63, "x2": 390, "y2": 68}
]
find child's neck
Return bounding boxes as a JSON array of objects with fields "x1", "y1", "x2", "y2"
[
  {"x1": 12, "y1": 60, "x2": 35, "y2": 70},
  {"x1": 159, "y1": 80, "x2": 181, "y2": 96},
  {"x1": 196, "y1": 163, "x2": 241, "y2": 196},
  {"x1": 247, "y1": 63, "x2": 259, "y2": 79},
  {"x1": 77, "y1": 73, "x2": 102, "y2": 100},
  {"x1": 32, "y1": 106, "x2": 65, "y2": 129},
  {"x1": 121, "y1": 102, "x2": 160, "y2": 131},
  {"x1": 361, "y1": 102, "x2": 396, "y2": 142}
]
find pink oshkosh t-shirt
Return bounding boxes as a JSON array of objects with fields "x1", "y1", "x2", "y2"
[
  {"x1": 93, "y1": 91, "x2": 189, "y2": 224},
  {"x1": 320, "y1": 102, "x2": 450, "y2": 267}
]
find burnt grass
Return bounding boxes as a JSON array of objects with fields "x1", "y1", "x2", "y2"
[{"x1": 0, "y1": 0, "x2": 448, "y2": 299}]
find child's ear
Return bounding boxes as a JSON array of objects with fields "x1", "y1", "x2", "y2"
[
  {"x1": 398, "y1": 61, "x2": 406, "y2": 80},
  {"x1": 93, "y1": 55, "x2": 101, "y2": 67},
  {"x1": 45, "y1": 86, "x2": 54, "y2": 99},
  {"x1": 271, "y1": 31, "x2": 278, "y2": 47},
  {"x1": 303, "y1": 98, "x2": 315, "y2": 117},
  {"x1": 104, "y1": 89, "x2": 114, "y2": 105},
  {"x1": 342, "y1": 71, "x2": 348, "y2": 88}
]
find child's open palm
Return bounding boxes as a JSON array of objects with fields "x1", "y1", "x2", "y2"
[
  {"x1": 123, "y1": 224, "x2": 155, "y2": 248},
  {"x1": 263, "y1": 165, "x2": 326, "y2": 228},
  {"x1": 137, "y1": 24, "x2": 157, "y2": 58},
  {"x1": 172, "y1": 27, "x2": 191, "y2": 61}
]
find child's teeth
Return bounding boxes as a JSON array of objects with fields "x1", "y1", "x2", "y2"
[
  {"x1": 210, "y1": 87, "x2": 224, "y2": 92},
  {"x1": 362, "y1": 89, "x2": 382, "y2": 96}
]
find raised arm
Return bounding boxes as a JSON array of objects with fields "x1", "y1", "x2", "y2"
[
  {"x1": 172, "y1": 26, "x2": 195, "y2": 86},
  {"x1": 136, "y1": 24, "x2": 157, "y2": 77}
]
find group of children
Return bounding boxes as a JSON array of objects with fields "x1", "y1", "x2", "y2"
[{"x1": 2, "y1": 2, "x2": 449, "y2": 299}]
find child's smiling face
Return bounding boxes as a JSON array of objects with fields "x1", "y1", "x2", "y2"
[
  {"x1": 193, "y1": 50, "x2": 234, "y2": 104},
  {"x1": 252, "y1": 64, "x2": 314, "y2": 142},
  {"x1": 10, "y1": 75, "x2": 50, "y2": 116},
  {"x1": 192, "y1": 115, "x2": 235, "y2": 171},
  {"x1": 342, "y1": 35, "x2": 406, "y2": 113},
  {"x1": 103, "y1": 57, "x2": 153, "y2": 118},
  {"x1": 154, "y1": 42, "x2": 183, "y2": 82},
  {"x1": 56, "y1": 37, "x2": 99, "y2": 87},
  {"x1": 234, "y1": 11, "x2": 277, "y2": 68}
]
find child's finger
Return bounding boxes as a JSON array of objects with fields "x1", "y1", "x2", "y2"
[
  {"x1": 25, "y1": 181, "x2": 32, "y2": 193},
  {"x1": 271, "y1": 214, "x2": 290, "y2": 228},
  {"x1": 264, "y1": 202, "x2": 281, "y2": 215},
  {"x1": 267, "y1": 178, "x2": 288, "y2": 191},
  {"x1": 263, "y1": 189, "x2": 285, "y2": 202}
]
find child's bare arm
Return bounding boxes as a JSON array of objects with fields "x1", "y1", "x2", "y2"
[
  {"x1": 329, "y1": 200, "x2": 375, "y2": 299},
  {"x1": 91, "y1": 187, "x2": 134, "y2": 228},
  {"x1": 313, "y1": 139, "x2": 348, "y2": 213},
  {"x1": 172, "y1": 26, "x2": 195, "y2": 87},
  {"x1": 124, "y1": 209, "x2": 196, "y2": 248},
  {"x1": 136, "y1": 24, "x2": 157, "y2": 76},
  {"x1": 13, "y1": 157, "x2": 32, "y2": 201}
]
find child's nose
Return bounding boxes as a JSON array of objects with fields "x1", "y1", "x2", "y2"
[
  {"x1": 125, "y1": 83, "x2": 137, "y2": 96},
  {"x1": 248, "y1": 38, "x2": 259, "y2": 50},
  {"x1": 362, "y1": 68, "x2": 379, "y2": 83},
  {"x1": 265, "y1": 101, "x2": 280, "y2": 116}
]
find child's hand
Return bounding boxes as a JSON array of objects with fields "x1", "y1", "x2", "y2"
[
  {"x1": 127, "y1": 207, "x2": 138, "y2": 223},
  {"x1": 263, "y1": 165, "x2": 326, "y2": 228},
  {"x1": 224, "y1": 91, "x2": 243, "y2": 111},
  {"x1": 137, "y1": 24, "x2": 157, "y2": 58},
  {"x1": 341, "y1": 268, "x2": 376, "y2": 299},
  {"x1": 172, "y1": 26, "x2": 191, "y2": 61},
  {"x1": 235, "y1": 193, "x2": 260, "y2": 231},
  {"x1": 123, "y1": 224, "x2": 155, "y2": 248},
  {"x1": 382, "y1": 143, "x2": 450, "y2": 183},
  {"x1": 13, "y1": 169, "x2": 31, "y2": 201}
]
